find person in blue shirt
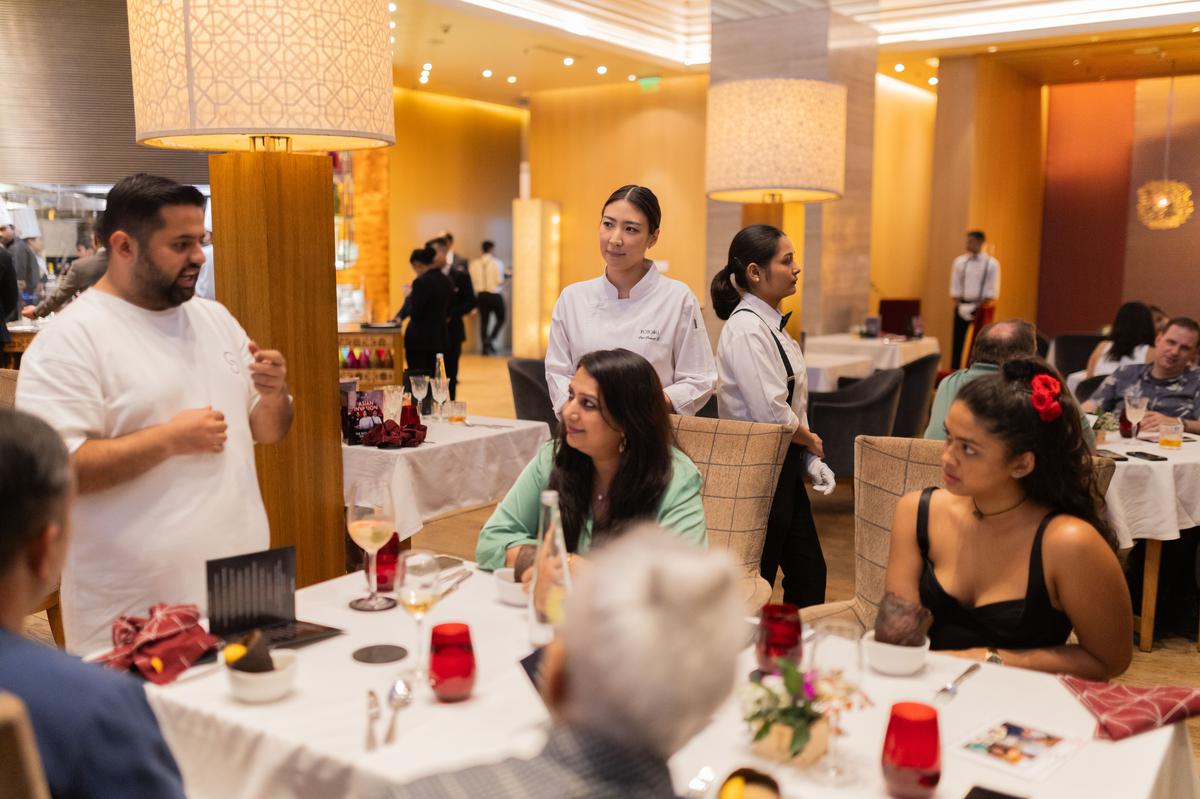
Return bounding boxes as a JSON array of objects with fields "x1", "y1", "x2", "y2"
[{"x1": 0, "y1": 408, "x2": 185, "y2": 798}]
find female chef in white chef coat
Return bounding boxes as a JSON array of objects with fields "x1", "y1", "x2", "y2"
[
  {"x1": 544, "y1": 185, "x2": 716, "y2": 416},
  {"x1": 713, "y1": 225, "x2": 834, "y2": 607}
]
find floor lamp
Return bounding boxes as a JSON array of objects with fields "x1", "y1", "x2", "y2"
[{"x1": 126, "y1": 0, "x2": 395, "y2": 586}]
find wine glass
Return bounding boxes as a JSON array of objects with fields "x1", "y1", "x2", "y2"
[
  {"x1": 410, "y1": 375, "x2": 430, "y2": 415},
  {"x1": 346, "y1": 482, "x2": 398, "y2": 611},
  {"x1": 1124, "y1": 391, "x2": 1149, "y2": 436},
  {"x1": 808, "y1": 619, "x2": 865, "y2": 786},
  {"x1": 429, "y1": 378, "x2": 449, "y2": 423},
  {"x1": 396, "y1": 549, "x2": 442, "y2": 683}
]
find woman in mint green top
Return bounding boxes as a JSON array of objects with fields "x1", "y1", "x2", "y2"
[{"x1": 476, "y1": 349, "x2": 706, "y2": 573}]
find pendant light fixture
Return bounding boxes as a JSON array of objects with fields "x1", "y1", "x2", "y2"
[{"x1": 1136, "y1": 72, "x2": 1194, "y2": 231}]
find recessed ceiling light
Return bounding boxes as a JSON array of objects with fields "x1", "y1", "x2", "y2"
[
  {"x1": 1072, "y1": 58, "x2": 1081, "y2": 66},
  {"x1": 925, "y1": 57, "x2": 939, "y2": 67},
  {"x1": 893, "y1": 63, "x2": 905, "y2": 72},
  {"x1": 422, "y1": 63, "x2": 432, "y2": 71},
  {"x1": 388, "y1": 2, "x2": 396, "y2": 11},
  {"x1": 419, "y1": 75, "x2": 428, "y2": 84},
  {"x1": 987, "y1": 45, "x2": 998, "y2": 53},
  {"x1": 1193, "y1": 26, "x2": 1200, "y2": 32},
  {"x1": 928, "y1": 77, "x2": 939, "y2": 86},
  {"x1": 628, "y1": 74, "x2": 637, "y2": 81},
  {"x1": 389, "y1": 20, "x2": 396, "y2": 29},
  {"x1": 482, "y1": 69, "x2": 493, "y2": 78},
  {"x1": 390, "y1": 36, "x2": 395, "y2": 43},
  {"x1": 596, "y1": 65, "x2": 607, "y2": 75},
  {"x1": 507, "y1": 75, "x2": 517, "y2": 84},
  {"x1": 563, "y1": 57, "x2": 574, "y2": 66}
]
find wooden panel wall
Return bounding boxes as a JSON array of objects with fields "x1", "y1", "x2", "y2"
[
  {"x1": 387, "y1": 89, "x2": 525, "y2": 314},
  {"x1": 1123, "y1": 75, "x2": 1200, "y2": 323},
  {"x1": 210, "y1": 152, "x2": 344, "y2": 588},
  {"x1": 869, "y1": 75, "x2": 936, "y2": 310},
  {"x1": 528, "y1": 75, "x2": 710, "y2": 298},
  {"x1": 1037, "y1": 81, "x2": 1135, "y2": 336}
]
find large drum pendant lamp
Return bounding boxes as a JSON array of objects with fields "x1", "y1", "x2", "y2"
[
  {"x1": 706, "y1": 78, "x2": 847, "y2": 204},
  {"x1": 126, "y1": 0, "x2": 395, "y2": 152}
]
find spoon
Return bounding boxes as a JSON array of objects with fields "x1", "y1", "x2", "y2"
[
  {"x1": 935, "y1": 662, "x2": 980, "y2": 701},
  {"x1": 383, "y1": 676, "x2": 414, "y2": 744}
]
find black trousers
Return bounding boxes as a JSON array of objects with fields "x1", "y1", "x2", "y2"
[
  {"x1": 445, "y1": 339, "x2": 462, "y2": 401},
  {"x1": 951, "y1": 311, "x2": 971, "y2": 370},
  {"x1": 761, "y1": 444, "x2": 826, "y2": 607},
  {"x1": 477, "y1": 291, "x2": 505, "y2": 351}
]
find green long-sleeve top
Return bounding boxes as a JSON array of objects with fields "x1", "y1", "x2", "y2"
[{"x1": 475, "y1": 441, "x2": 707, "y2": 570}]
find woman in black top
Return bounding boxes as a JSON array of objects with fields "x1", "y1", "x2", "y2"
[
  {"x1": 395, "y1": 247, "x2": 453, "y2": 373},
  {"x1": 885, "y1": 357, "x2": 1132, "y2": 680}
]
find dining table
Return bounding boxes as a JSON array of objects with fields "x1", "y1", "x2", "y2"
[
  {"x1": 805, "y1": 333, "x2": 941, "y2": 372},
  {"x1": 804, "y1": 352, "x2": 875, "y2": 393},
  {"x1": 341, "y1": 416, "x2": 551, "y2": 541},
  {"x1": 144, "y1": 570, "x2": 1198, "y2": 799},
  {"x1": 1098, "y1": 434, "x2": 1200, "y2": 651}
]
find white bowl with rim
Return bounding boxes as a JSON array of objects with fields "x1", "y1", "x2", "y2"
[
  {"x1": 493, "y1": 568, "x2": 527, "y2": 607},
  {"x1": 227, "y1": 649, "x2": 298, "y2": 703},
  {"x1": 861, "y1": 630, "x2": 929, "y2": 676}
]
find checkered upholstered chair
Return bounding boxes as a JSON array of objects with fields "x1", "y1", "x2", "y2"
[
  {"x1": 669, "y1": 415, "x2": 791, "y2": 610},
  {"x1": 801, "y1": 435, "x2": 1116, "y2": 633},
  {"x1": 0, "y1": 369, "x2": 16, "y2": 409}
]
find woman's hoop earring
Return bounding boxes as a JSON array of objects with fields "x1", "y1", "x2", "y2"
[{"x1": 619, "y1": 435, "x2": 627, "y2": 453}]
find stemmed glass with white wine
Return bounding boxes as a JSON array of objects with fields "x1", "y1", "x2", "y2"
[
  {"x1": 429, "y1": 377, "x2": 449, "y2": 423},
  {"x1": 346, "y1": 482, "x2": 397, "y2": 611},
  {"x1": 396, "y1": 550, "x2": 443, "y2": 682},
  {"x1": 410, "y1": 375, "x2": 430, "y2": 416},
  {"x1": 1124, "y1": 388, "x2": 1149, "y2": 438}
]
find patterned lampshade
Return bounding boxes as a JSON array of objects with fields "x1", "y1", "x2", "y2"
[
  {"x1": 126, "y1": 0, "x2": 395, "y2": 152},
  {"x1": 706, "y1": 78, "x2": 846, "y2": 204}
]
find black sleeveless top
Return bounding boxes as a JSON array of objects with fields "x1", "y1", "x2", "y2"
[{"x1": 916, "y1": 487, "x2": 1073, "y2": 651}]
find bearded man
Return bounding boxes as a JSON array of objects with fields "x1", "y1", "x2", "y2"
[{"x1": 16, "y1": 174, "x2": 292, "y2": 654}]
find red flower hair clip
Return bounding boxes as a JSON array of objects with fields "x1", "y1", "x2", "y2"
[{"x1": 1030, "y1": 374, "x2": 1063, "y2": 422}]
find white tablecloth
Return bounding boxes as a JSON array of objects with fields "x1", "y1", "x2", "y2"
[
  {"x1": 341, "y1": 417, "x2": 551, "y2": 540},
  {"x1": 1100, "y1": 437, "x2": 1200, "y2": 548},
  {"x1": 804, "y1": 352, "x2": 875, "y2": 393},
  {"x1": 147, "y1": 572, "x2": 1196, "y2": 799},
  {"x1": 805, "y1": 333, "x2": 941, "y2": 371}
]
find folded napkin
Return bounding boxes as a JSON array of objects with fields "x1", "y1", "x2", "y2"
[
  {"x1": 94, "y1": 603, "x2": 218, "y2": 685},
  {"x1": 361, "y1": 418, "x2": 427, "y2": 448},
  {"x1": 1060, "y1": 675, "x2": 1200, "y2": 740}
]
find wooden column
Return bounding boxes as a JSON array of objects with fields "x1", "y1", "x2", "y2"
[{"x1": 210, "y1": 151, "x2": 344, "y2": 588}]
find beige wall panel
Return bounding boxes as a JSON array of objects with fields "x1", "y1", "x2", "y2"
[
  {"x1": 528, "y1": 76, "x2": 710, "y2": 298},
  {"x1": 387, "y1": 90, "x2": 526, "y2": 313}
]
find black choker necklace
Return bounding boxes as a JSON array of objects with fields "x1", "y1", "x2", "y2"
[{"x1": 972, "y1": 494, "x2": 1027, "y2": 520}]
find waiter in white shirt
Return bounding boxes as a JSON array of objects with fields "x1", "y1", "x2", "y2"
[
  {"x1": 950, "y1": 229, "x2": 1000, "y2": 369},
  {"x1": 545, "y1": 185, "x2": 716, "y2": 416},
  {"x1": 713, "y1": 225, "x2": 834, "y2": 607},
  {"x1": 469, "y1": 240, "x2": 506, "y2": 355}
]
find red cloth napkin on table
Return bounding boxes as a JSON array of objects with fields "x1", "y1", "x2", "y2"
[
  {"x1": 361, "y1": 418, "x2": 427, "y2": 448},
  {"x1": 1060, "y1": 675, "x2": 1200, "y2": 740},
  {"x1": 93, "y1": 603, "x2": 218, "y2": 686}
]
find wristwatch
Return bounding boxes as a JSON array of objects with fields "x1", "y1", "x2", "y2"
[{"x1": 985, "y1": 648, "x2": 1003, "y2": 665}]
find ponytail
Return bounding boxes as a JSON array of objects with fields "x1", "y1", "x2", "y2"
[{"x1": 710, "y1": 224, "x2": 786, "y2": 321}]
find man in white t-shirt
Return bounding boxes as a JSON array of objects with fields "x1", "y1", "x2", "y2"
[
  {"x1": 16, "y1": 174, "x2": 293, "y2": 654},
  {"x1": 469, "y1": 240, "x2": 506, "y2": 355}
]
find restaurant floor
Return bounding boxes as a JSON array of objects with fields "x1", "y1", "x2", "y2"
[{"x1": 21, "y1": 354, "x2": 1200, "y2": 765}]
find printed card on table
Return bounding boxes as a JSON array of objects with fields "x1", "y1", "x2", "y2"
[{"x1": 954, "y1": 719, "x2": 1081, "y2": 781}]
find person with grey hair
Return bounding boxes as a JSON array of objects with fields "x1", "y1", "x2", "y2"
[
  {"x1": 925, "y1": 319, "x2": 1036, "y2": 440},
  {"x1": 393, "y1": 526, "x2": 746, "y2": 799}
]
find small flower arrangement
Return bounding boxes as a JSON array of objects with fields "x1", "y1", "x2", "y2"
[
  {"x1": 1092, "y1": 412, "x2": 1119, "y2": 433},
  {"x1": 739, "y1": 660, "x2": 825, "y2": 758}
]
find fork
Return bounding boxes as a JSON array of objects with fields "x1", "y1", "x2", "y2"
[
  {"x1": 935, "y1": 662, "x2": 980, "y2": 701},
  {"x1": 366, "y1": 690, "x2": 381, "y2": 752}
]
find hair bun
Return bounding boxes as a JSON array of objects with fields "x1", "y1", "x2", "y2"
[{"x1": 1003, "y1": 359, "x2": 1036, "y2": 381}]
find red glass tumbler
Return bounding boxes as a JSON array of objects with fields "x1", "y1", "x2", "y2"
[
  {"x1": 400, "y1": 401, "x2": 420, "y2": 427},
  {"x1": 371, "y1": 532, "x2": 401, "y2": 592},
  {"x1": 429, "y1": 623, "x2": 476, "y2": 702},
  {"x1": 882, "y1": 702, "x2": 941, "y2": 799},
  {"x1": 755, "y1": 603, "x2": 802, "y2": 674}
]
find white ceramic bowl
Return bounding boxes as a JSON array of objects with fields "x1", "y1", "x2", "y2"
[
  {"x1": 493, "y1": 568, "x2": 527, "y2": 607},
  {"x1": 862, "y1": 630, "x2": 929, "y2": 676},
  {"x1": 227, "y1": 649, "x2": 298, "y2": 703}
]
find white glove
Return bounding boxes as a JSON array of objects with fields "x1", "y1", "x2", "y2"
[{"x1": 806, "y1": 456, "x2": 836, "y2": 495}]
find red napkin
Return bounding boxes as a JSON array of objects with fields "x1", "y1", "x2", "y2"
[
  {"x1": 1060, "y1": 675, "x2": 1200, "y2": 740},
  {"x1": 361, "y1": 418, "x2": 427, "y2": 448},
  {"x1": 94, "y1": 603, "x2": 218, "y2": 685}
]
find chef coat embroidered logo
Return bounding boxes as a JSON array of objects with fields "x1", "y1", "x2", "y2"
[
  {"x1": 637, "y1": 328, "x2": 662, "y2": 342},
  {"x1": 223, "y1": 352, "x2": 240, "y2": 373}
]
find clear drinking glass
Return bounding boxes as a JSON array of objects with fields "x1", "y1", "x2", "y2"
[
  {"x1": 1124, "y1": 390, "x2": 1149, "y2": 435},
  {"x1": 410, "y1": 375, "x2": 430, "y2": 415},
  {"x1": 529, "y1": 490, "x2": 572, "y2": 646},
  {"x1": 396, "y1": 549, "x2": 443, "y2": 683},
  {"x1": 346, "y1": 482, "x2": 398, "y2": 611},
  {"x1": 808, "y1": 619, "x2": 865, "y2": 786},
  {"x1": 430, "y1": 379, "x2": 449, "y2": 422},
  {"x1": 1160, "y1": 422, "x2": 1184, "y2": 449},
  {"x1": 447, "y1": 401, "x2": 467, "y2": 424}
]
